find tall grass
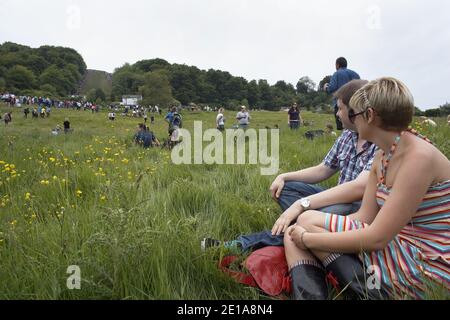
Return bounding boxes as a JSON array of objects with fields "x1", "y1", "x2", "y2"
[{"x1": 0, "y1": 104, "x2": 449, "y2": 299}]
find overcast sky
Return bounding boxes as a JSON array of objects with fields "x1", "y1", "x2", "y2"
[{"x1": 1, "y1": 0, "x2": 449, "y2": 109}]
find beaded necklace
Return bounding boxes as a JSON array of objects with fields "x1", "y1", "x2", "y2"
[{"x1": 378, "y1": 128, "x2": 433, "y2": 186}]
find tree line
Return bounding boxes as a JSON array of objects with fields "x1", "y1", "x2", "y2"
[
  {"x1": 2, "y1": 41, "x2": 448, "y2": 115},
  {"x1": 111, "y1": 58, "x2": 333, "y2": 111},
  {"x1": 0, "y1": 42, "x2": 87, "y2": 97}
]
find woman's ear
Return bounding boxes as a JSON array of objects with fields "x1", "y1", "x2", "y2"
[{"x1": 366, "y1": 108, "x2": 376, "y2": 124}]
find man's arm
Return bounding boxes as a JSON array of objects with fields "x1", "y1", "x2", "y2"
[
  {"x1": 301, "y1": 169, "x2": 369, "y2": 210},
  {"x1": 271, "y1": 169, "x2": 369, "y2": 236},
  {"x1": 281, "y1": 164, "x2": 337, "y2": 184},
  {"x1": 327, "y1": 72, "x2": 339, "y2": 94},
  {"x1": 270, "y1": 163, "x2": 337, "y2": 199}
]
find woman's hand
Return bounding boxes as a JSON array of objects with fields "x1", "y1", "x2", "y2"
[
  {"x1": 271, "y1": 201, "x2": 303, "y2": 236},
  {"x1": 269, "y1": 175, "x2": 285, "y2": 200},
  {"x1": 289, "y1": 225, "x2": 308, "y2": 250}
]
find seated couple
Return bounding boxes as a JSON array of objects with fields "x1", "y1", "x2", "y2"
[{"x1": 203, "y1": 78, "x2": 450, "y2": 300}]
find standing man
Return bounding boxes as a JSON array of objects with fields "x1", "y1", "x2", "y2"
[
  {"x1": 236, "y1": 106, "x2": 250, "y2": 129},
  {"x1": 216, "y1": 108, "x2": 225, "y2": 131},
  {"x1": 324, "y1": 57, "x2": 360, "y2": 130}
]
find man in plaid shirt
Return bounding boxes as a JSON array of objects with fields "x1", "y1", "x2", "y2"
[{"x1": 202, "y1": 80, "x2": 377, "y2": 252}]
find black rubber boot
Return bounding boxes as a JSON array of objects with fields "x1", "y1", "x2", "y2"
[
  {"x1": 290, "y1": 264, "x2": 328, "y2": 300},
  {"x1": 325, "y1": 254, "x2": 385, "y2": 300}
]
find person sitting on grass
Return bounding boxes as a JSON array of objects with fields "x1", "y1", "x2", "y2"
[
  {"x1": 134, "y1": 123, "x2": 160, "y2": 148},
  {"x1": 3, "y1": 112, "x2": 12, "y2": 125},
  {"x1": 63, "y1": 118, "x2": 71, "y2": 134},
  {"x1": 51, "y1": 125, "x2": 62, "y2": 135},
  {"x1": 325, "y1": 123, "x2": 337, "y2": 137},
  {"x1": 286, "y1": 77, "x2": 450, "y2": 300},
  {"x1": 202, "y1": 80, "x2": 378, "y2": 252}
]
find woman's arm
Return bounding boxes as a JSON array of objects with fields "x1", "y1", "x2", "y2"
[
  {"x1": 346, "y1": 152, "x2": 382, "y2": 224},
  {"x1": 301, "y1": 150, "x2": 434, "y2": 253}
]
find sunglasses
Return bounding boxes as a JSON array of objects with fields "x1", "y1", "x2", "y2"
[{"x1": 348, "y1": 108, "x2": 368, "y2": 124}]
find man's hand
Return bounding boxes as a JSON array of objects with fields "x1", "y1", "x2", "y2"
[
  {"x1": 269, "y1": 175, "x2": 285, "y2": 200},
  {"x1": 271, "y1": 201, "x2": 303, "y2": 236}
]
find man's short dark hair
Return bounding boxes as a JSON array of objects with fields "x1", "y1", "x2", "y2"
[
  {"x1": 336, "y1": 57, "x2": 348, "y2": 69},
  {"x1": 334, "y1": 79, "x2": 369, "y2": 107}
]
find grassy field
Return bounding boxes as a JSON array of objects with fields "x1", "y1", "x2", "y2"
[{"x1": 0, "y1": 104, "x2": 449, "y2": 300}]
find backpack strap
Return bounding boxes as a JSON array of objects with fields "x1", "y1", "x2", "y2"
[{"x1": 219, "y1": 256, "x2": 257, "y2": 288}]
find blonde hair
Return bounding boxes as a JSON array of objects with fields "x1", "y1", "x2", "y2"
[{"x1": 349, "y1": 77, "x2": 414, "y2": 131}]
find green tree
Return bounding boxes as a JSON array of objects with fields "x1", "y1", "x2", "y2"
[
  {"x1": 133, "y1": 58, "x2": 170, "y2": 73},
  {"x1": 258, "y1": 80, "x2": 275, "y2": 110},
  {"x1": 0, "y1": 77, "x2": 6, "y2": 91},
  {"x1": 6, "y1": 65, "x2": 36, "y2": 90},
  {"x1": 296, "y1": 76, "x2": 316, "y2": 94},
  {"x1": 39, "y1": 65, "x2": 70, "y2": 96},
  {"x1": 139, "y1": 70, "x2": 175, "y2": 107},
  {"x1": 170, "y1": 64, "x2": 198, "y2": 105},
  {"x1": 247, "y1": 80, "x2": 261, "y2": 107},
  {"x1": 40, "y1": 84, "x2": 57, "y2": 96}
]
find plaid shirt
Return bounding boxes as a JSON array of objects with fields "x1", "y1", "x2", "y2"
[{"x1": 323, "y1": 130, "x2": 377, "y2": 185}]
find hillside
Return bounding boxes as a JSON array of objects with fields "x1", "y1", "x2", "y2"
[{"x1": 78, "y1": 69, "x2": 112, "y2": 96}]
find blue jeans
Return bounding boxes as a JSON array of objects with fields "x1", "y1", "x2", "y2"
[
  {"x1": 235, "y1": 181, "x2": 361, "y2": 252},
  {"x1": 289, "y1": 121, "x2": 300, "y2": 130}
]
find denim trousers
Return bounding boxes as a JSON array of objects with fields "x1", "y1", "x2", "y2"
[{"x1": 236, "y1": 181, "x2": 361, "y2": 252}]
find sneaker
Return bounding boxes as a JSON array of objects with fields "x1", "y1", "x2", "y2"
[{"x1": 201, "y1": 238, "x2": 222, "y2": 251}]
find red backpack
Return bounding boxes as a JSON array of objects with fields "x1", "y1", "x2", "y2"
[{"x1": 219, "y1": 246, "x2": 292, "y2": 297}]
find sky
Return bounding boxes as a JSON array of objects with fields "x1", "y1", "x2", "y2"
[{"x1": 1, "y1": 0, "x2": 449, "y2": 109}]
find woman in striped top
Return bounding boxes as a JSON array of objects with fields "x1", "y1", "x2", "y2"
[{"x1": 285, "y1": 77, "x2": 450, "y2": 300}]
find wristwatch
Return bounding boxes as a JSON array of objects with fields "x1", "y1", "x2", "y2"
[{"x1": 299, "y1": 198, "x2": 311, "y2": 211}]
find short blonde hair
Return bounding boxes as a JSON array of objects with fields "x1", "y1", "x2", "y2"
[{"x1": 350, "y1": 77, "x2": 414, "y2": 131}]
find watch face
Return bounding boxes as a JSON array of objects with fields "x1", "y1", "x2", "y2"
[{"x1": 301, "y1": 198, "x2": 310, "y2": 208}]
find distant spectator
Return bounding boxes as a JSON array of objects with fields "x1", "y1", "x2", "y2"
[
  {"x1": 325, "y1": 57, "x2": 360, "y2": 131},
  {"x1": 325, "y1": 123, "x2": 337, "y2": 137},
  {"x1": 169, "y1": 125, "x2": 182, "y2": 149},
  {"x1": 134, "y1": 123, "x2": 160, "y2": 148},
  {"x1": 63, "y1": 118, "x2": 71, "y2": 133},
  {"x1": 236, "y1": 106, "x2": 250, "y2": 129},
  {"x1": 52, "y1": 125, "x2": 62, "y2": 136},
  {"x1": 447, "y1": 115, "x2": 450, "y2": 126},
  {"x1": 288, "y1": 104, "x2": 302, "y2": 130},
  {"x1": 420, "y1": 116, "x2": 437, "y2": 128},
  {"x1": 216, "y1": 108, "x2": 225, "y2": 131},
  {"x1": 3, "y1": 112, "x2": 12, "y2": 125},
  {"x1": 165, "y1": 107, "x2": 176, "y2": 125},
  {"x1": 23, "y1": 107, "x2": 30, "y2": 118}
]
